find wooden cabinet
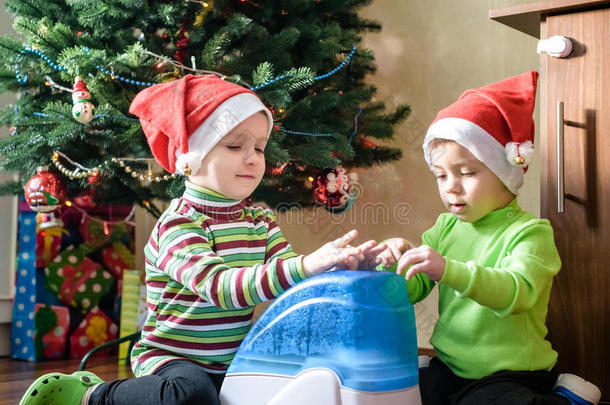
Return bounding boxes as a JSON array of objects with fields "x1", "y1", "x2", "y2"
[{"x1": 491, "y1": 1, "x2": 609, "y2": 399}]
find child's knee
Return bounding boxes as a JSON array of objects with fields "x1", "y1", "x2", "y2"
[{"x1": 161, "y1": 375, "x2": 220, "y2": 405}]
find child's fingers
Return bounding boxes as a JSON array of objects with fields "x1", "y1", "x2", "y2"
[
  {"x1": 405, "y1": 263, "x2": 425, "y2": 280},
  {"x1": 396, "y1": 251, "x2": 425, "y2": 274},
  {"x1": 337, "y1": 249, "x2": 361, "y2": 270},
  {"x1": 378, "y1": 254, "x2": 392, "y2": 267},
  {"x1": 368, "y1": 243, "x2": 389, "y2": 257},
  {"x1": 389, "y1": 238, "x2": 413, "y2": 260},
  {"x1": 355, "y1": 239, "x2": 377, "y2": 253},
  {"x1": 331, "y1": 229, "x2": 358, "y2": 248},
  {"x1": 389, "y1": 243, "x2": 404, "y2": 261}
]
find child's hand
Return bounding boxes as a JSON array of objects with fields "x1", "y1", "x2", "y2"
[
  {"x1": 377, "y1": 238, "x2": 413, "y2": 268},
  {"x1": 352, "y1": 240, "x2": 388, "y2": 270},
  {"x1": 303, "y1": 230, "x2": 367, "y2": 277},
  {"x1": 396, "y1": 245, "x2": 445, "y2": 282}
]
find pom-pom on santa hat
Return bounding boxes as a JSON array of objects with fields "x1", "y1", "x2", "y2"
[
  {"x1": 129, "y1": 74, "x2": 273, "y2": 175},
  {"x1": 423, "y1": 70, "x2": 538, "y2": 195}
]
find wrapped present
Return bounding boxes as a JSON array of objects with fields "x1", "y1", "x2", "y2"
[
  {"x1": 34, "y1": 304, "x2": 69, "y2": 359},
  {"x1": 102, "y1": 242, "x2": 135, "y2": 280},
  {"x1": 118, "y1": 269, "x2": 147, "y2": 361},
  {"x1": 70, "y1": 306, "x2": 118, "y2": 359},
  {"x1": 79, "y1": 214, "x2": 131, "y2": 248},
  {"x1": 11, "y1": 210, "x2": 38, "y2": 361},
  {"x1": 45, "y1": 244, "x2": 114, "y2": 313},
  {"x1": 35, "y1": 224, "x2": 67, "y2": 268}
]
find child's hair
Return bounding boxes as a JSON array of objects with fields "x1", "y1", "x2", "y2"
[
  {"x1": 427, "y1": 138, "x2": 455, "y2": 150},
  {"x1": 427, "y1": 138, "x2": 457, "y2": 164}
]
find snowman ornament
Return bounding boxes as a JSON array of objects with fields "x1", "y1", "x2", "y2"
[{"x1": 72, "y1": 76, "x2": 95, "y2": 124}]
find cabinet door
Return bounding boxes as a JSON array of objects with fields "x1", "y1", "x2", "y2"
[{"x1": 541, "y1": 7, "x2": 609, "y2": 396}]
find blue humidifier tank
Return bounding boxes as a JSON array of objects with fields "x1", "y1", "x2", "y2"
[{"x1": 219, "y1": 270, "x2": 421, "y2": 405}]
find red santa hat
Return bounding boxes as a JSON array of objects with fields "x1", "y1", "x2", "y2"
[
  {"x1": 72, "y1": 77, "x2": 89, "y2": 93},
  {"x1": 129, "y1": 74, "x2": 273, "y2": 175},
  {"x1": 423, "y1": 71, "x2": 538, "y2": 195}
]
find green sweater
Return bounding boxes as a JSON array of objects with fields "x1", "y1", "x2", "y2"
[{"x1": 404, "y1": 199, "x2": 561, "y2": 379}]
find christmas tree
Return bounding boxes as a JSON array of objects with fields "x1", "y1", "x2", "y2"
[{"x1": 0, "y1": 0, "x2": 408, "y2": 217}]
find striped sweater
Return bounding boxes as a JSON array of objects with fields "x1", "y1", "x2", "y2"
[{"x1": 131, "y1": 181, "x2": 307, "y2": 376}]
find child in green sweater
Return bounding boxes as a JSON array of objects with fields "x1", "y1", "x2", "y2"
[{"x1": 379, "y1": 71, "x2": 601, "y2": 405}]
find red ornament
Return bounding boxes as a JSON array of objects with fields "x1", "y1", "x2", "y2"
[
  {"x1": 73, "y1": 189, "x2": 96, "y2": 208},
  {"x1": 24, "y1": 167, "x2": 66, "y2": 213},
  {"x1": 174, "y1": 21, "x2": 190, "y2": 63},
  {"x1": 360, "y1": 136, "x2": 377, "y2": 149},
  {"x1": 267, "y1": 162, "x2": 288, "y2": 176},
  {"x1": 312, "y1": 167, "x2": 357, "y2": 211},
  {"x1": 88, "y1": 171, "x2": 101, "y2": 186}
]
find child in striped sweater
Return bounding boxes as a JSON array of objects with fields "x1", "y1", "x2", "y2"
[{"x1": 20, "y1": 75, "x2": 384, "y2": 405}]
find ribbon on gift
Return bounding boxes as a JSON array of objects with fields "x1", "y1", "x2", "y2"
[
  {"x1": 58, "y1": 257, "x2": 99, "y2": 307},
  {"x1": 85, "y1": 315, "x2": 108, "y2": 347},
  {"x1": 36, "y1": 226, "x2": 68, "y2": 268}
]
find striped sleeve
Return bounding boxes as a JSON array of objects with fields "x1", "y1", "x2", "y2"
[
  {"x1": 156, "y1": 212, "x2": 306, "y2": 309},
  {"x1": 264, "y1": 210, "x2": 301, "y2": 262}
]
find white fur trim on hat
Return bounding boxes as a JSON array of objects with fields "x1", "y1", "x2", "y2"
[
  {"x1": 174, "y1": 92, "x2": 273, "y2": 175},
  {"x1": 423, "y1": 117, "x2": 525, "y2": 195},
  {"x1": 505, "y1": 140, "x2": 534, "y2": 168}
]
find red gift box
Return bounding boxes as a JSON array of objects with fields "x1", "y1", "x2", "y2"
[
  {"x1": 102, "y1": 242, "x2": 135, "y2": 280},
  {"x1": 69, "y1": 306, "x2": 118, "y2": 359},
  {"x1": 34, "y1": 304, "x2": 69, "y2": 359}
]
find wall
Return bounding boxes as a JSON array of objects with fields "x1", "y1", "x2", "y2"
[{"x1": 276, "y1": 0, "x2": 540, "y2": 348}]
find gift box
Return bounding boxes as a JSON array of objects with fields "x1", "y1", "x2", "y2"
[
  {"x1": 34, "y1": 304, "x2": 69, "y2": 359},
  {"x1": 70, "y1": 306, "x2": 119, "y2": 359},
  {"x1": 45, "y1": 244, "x2": 114, "y2": 313},
  {"x1": 118, "y1": 269, "x2": 147, "y2": 361},
  {"x1": 12, "y1": 201, "x2": 134, "y2": 362},
  {"x1": 35, "y1": 225, "x2": 66, "y2": 268},
  {"x1": 103, "y1": 242, "x2": 135, "y2": 280},
  {"x1": 79, "y1": 214, "x2": 132, "y2": 248},
  {"x1": 11, "y1": 210, "x2": 38, "y2": 361}
]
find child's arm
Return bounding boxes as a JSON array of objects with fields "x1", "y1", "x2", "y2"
[
  {"x1": 263, "y1": 213, "x2": 382, "y2": 271},
  {"x1": 153, "y1": 212, "x2": 306, "y2": 309},
  {"x1": 436, "y1": 222, "x2": 560, "y2": 316},
  {"x1": 391, "y1": 221, "x2": 561, "y2": 316},
  {"x1": 154, "y1": 213, "x2": 372, "y2": 309}
]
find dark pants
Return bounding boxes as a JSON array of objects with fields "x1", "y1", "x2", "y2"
[
  {"x1": 89, "y1": 360, "x2": 225, "y2": 405},
  {"x1": 419, "y1": 357, "x2": 570, "y2": 405}
]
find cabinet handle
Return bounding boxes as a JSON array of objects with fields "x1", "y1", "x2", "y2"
[
  {"x1": 557, "y1": 101, "x2": 564, "y2": 213},
  {"x1": 537, "y1": 36, "x2": 573, "y2": 58}
]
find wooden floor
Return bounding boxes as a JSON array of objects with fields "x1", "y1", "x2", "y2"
[
  {"x1": 1, "y1": 348, "x2": 438, "y2": 404},
  {"x1": 0, "y1": 356, "x2": 133, "y2": 405}
]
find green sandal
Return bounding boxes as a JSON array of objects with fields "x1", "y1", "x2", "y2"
[{"x1": 19, "y1": 371, "x2": 104, "y2": 405}]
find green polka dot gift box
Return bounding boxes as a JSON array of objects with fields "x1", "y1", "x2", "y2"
[{"x1": 44, "y1": 244, "x2": 114, "y2": 313}]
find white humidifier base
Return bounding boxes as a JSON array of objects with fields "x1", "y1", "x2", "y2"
[{"x1": 220, "y1": 368, "x2": 422, "y2": 405}]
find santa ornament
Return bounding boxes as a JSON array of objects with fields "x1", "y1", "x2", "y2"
[
  {"x1": 129, "y1": 74, "x2": 273, "y2": 176},
  {"x1": 313, "y1": 167, "x2": 358, "y2": 212},
  {"x1": 24, "y1": 167, "x2": 66, "y2": 212},
  {"x1": 72, "y1": 76, "x2": 95, "y2": 124},
  {"x1": 423, "y1": 70, "x2": 538, "y2": 195},
  {"x1": 24, "y1": 167, "x2": 67, "y2": 229}
]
